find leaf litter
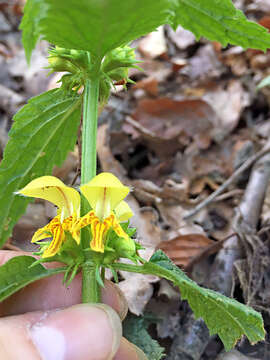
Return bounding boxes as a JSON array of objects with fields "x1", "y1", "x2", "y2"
[{"x1": 2, "y1": 2, "x2": 270, "y2": 358}]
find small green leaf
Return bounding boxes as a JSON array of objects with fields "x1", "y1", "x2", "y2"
[
  {"x1": 173, "y1": 0, "x2": 270, "y2": 51},
  {"x1": 147, "y1": 251, "x2": 265, "y2": 350},
  {"x1": 0, "y1": 255, "x2": 66, "y2": 302},
  {"x1": 257, "y1": 75, "x2": 270, "y2": 89},
  {"x1": 123, "y1": 314, "x2": 165, "y2": 360},
  {"x1": 0, "y1": 89, "x2": 81, "y2": 247}
]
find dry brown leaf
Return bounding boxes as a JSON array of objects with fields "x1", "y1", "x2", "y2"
[
  {"x1": 118, "y1": 274, "x2": 154, "y2": 315},
  {"x1": 189, "y1": 176, "x2": 219, "y2": 196},
  {"x1": 222, "y1": 47, "x2": 248, "y2": 76},
  {"x1": 130, "y1": 97, "x2": 218, "y2": 158},
  {"x1": 247, "y1": 0, "x2": 270, "y2": 13},
  {"x1": 133, "y1": 77, "x2": 159, "y2": 96},
  {"x1": 167, "y1": 25, "x2": 196, "y2": 49},
  {"x1": 187, "y1": 44, "x2": 225, "y2": 80},
  {"x1": 159, "y1": 234, "x2": 214, "y2": 267},
  {"x1": 138, "y1": 26, "x2": 167, "y2": 59},
  {"x1": 203, "y1": 80, "x2": 250, "y2": 141}
]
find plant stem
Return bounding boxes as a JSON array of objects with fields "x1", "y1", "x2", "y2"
[
  {"x1": 82, "y1": 262, "x2": 101, "y2": 304},
  {"x1": 81, "y1": 60, "x2": 100, "y2": 303},
  {"x1": 81, "y1": 76, "x2": 99, "y2": 185}
]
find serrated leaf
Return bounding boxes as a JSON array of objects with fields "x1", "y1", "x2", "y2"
[
  {"x1": 19, "y1": 0, "x2": 44, "y2": 64},
  {"x1": 173, "y1": 0, "x2": 270, "y2": 51},
  {"x1": 0, "y1": 255, "x2": 66, "y2": 302},
  {"x1": 20, "y1": 0, "x2": 270, "y2": 63},
  {"x1": 123, "y1": 314, "x2": 165, "y2": 360},
  {"x1": 20, "y1": 0, "x2": 175, "y2": 61},
  {"x1": 146, "y1": 250, "x2": 265, "y2": 351},
  {"x1": 0, "y1": 89, "x2": 81, "y2": 247}
]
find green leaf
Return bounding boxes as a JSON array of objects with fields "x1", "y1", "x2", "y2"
[
  {"x1": 257, "y1": 75, "x2": 270, "y2": 89},
  {"x1": 147, "y1": 251, "x2": 265, "y2": 351},
  {"x1": 0, "y1": 89, "x2": 81, "y2": 247},
  {"x1": 123, "y1": 314, "x2": 165, "y2": 360},
  {"x1": 21, "y1": 0, "x2": 270, "y2": 63},
  {"x1": 19, "y1": 0, "x2": 44, "y2": 64},
  {"x1": 113, "y1": 251, "x2": 265, "y2": 351},
  {"x1": 173, "y1": 0, "x2": 270, "y2": 51},
  {"x1": 0, "y1": 255, "x2": 66, "y2": 302},
  {"x1": 20, "y1": 0, "x2": 174, "y2": 61}
]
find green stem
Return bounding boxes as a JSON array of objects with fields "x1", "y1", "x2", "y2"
[
  {"x1": 82, "y1": 263, "x2": 101, "y2": 303},
  {"x1": 81, "y1": 76, "x2": 99, "y2": 185},
  {"x1": 81, "y1": 59, "x2": 101, "y2": 303}
]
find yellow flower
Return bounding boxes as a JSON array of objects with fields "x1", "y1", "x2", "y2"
[
  {"x1": 73, "y1": 172, "x2": 133, "y2": 253},
  {"x1": 18, "y1": 176, "x2": 81, "y2": 258}
]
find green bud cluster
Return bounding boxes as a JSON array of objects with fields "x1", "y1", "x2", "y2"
[
  {"x1": 99, "y1": 45, "x2": 142, "y2": 106},
  {"x1": 47, "y1": 45, "x2": 141, "y2": 105},
  {"x1": 47, "y1": 46, "x2": 89, "y2": 92}
]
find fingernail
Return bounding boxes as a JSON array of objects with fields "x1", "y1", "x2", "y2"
[
  {"x1": 115, "y1": 338, "x2": 148, "y2": 360},
  {"x1": 29, "y1": 304, "x2": 122, "y2": 360},
  {"x1": 114, "y1": 285, "x2": 129, "y2": 321},
  {"x1": 102, "y1": 281, "x2": 128, "y2": 321}
]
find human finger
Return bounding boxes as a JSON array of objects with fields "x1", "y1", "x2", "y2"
[{"x1": 0, "y1": 303, "x2": 122, "y2": 360}]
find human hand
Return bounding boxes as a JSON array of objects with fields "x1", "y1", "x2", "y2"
[{"x1": 0, "y1": 251, "x2": 147, "y2": 360}]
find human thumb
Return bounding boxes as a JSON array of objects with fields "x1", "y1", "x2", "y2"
[{"x1": 0, "y1": 303, "x2": 122, "y2": 360}]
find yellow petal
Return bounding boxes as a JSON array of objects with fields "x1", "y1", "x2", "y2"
[
  {"x1": 70, "y1": 211, "x2": 96, "y2": 244},
  {"x1": 42, "y1": 220, "x2": 65, "y2": 258},
  {"x1": 90, "y1": 218, "x2": 110, "y2": 253},
  {"x1": 18, "y1": 176, "x2": 80, "y2": 218},
  {"x1": 80, "y1": 173, "x2": 130, "y2": 220},
  {"x1": 31, "y1": 225, "x2": 51, "y2": 243},
  {"x1": 104, "y1": 214, "x2": 129, "y2": 241},
  {"x1": 114, "y1": 201, "x2": 133, "y2": 222}
]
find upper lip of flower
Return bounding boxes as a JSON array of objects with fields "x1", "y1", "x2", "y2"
[
  {"x1": 18, "y1": 175, "x2": 81, "y2": 221},
  {"x1": 80, "y1": 172, "x2": 130, "y2": 220}
]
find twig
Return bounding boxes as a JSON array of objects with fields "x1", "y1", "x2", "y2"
[
  {"x1": 214, "y1": 189, "x2": 243, "y2": 202},
  {"x1": 184, "y1": 144, "x2": 270, "y2": 219}
]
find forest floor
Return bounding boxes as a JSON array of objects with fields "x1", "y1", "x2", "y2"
[{"x1": 1, "y1": 1, "x2": 270, "y2": 359}]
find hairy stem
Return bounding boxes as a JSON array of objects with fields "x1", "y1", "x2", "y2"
[
  {"x1": 82, "y1": 262, "x2": 101, "y2": 303},
  {"x1": 81, "y1": 77, "x2": 99, "y2": 185},
  {"x1": 81, "y1": 59, "x2": 101, "y2": 303}
]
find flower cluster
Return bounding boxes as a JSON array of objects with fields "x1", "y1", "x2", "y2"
[{"x1": 18, "y1": 173, "x2": 137, "y2": 263}]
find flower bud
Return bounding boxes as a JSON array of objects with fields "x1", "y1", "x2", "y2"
[
  {"x1": 113, "y1": 236, "x2": 136, "y2": 259},
  {"x1": 48, "y1": 56, "x2": 78, "y2": 74}
]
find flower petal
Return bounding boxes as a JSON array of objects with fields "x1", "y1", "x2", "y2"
[
  {"x1": 42, "y1": 220, "x2": 65, "y2": 258},
  {"x1": 80, "y1": 172, "x2": 130, "y2": 219},
  {"x1": 18, "y1": 176, "x2": 80, "y2": 218},
  {"x1": 31, "y1": 225, "x2": 51, "y2": 243},
  {"x1": 114, "y1": 201, "x2": 133, "y2": 222},
  {"x1": 104, "y1": 214, "x2": 129, "y2": 241},
  {"x1": 90, "y1": 218, "x2": 110, "y2": 253},
  {"x1": 71, "y1": 211, "x2": 96, "y2": 244}
]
